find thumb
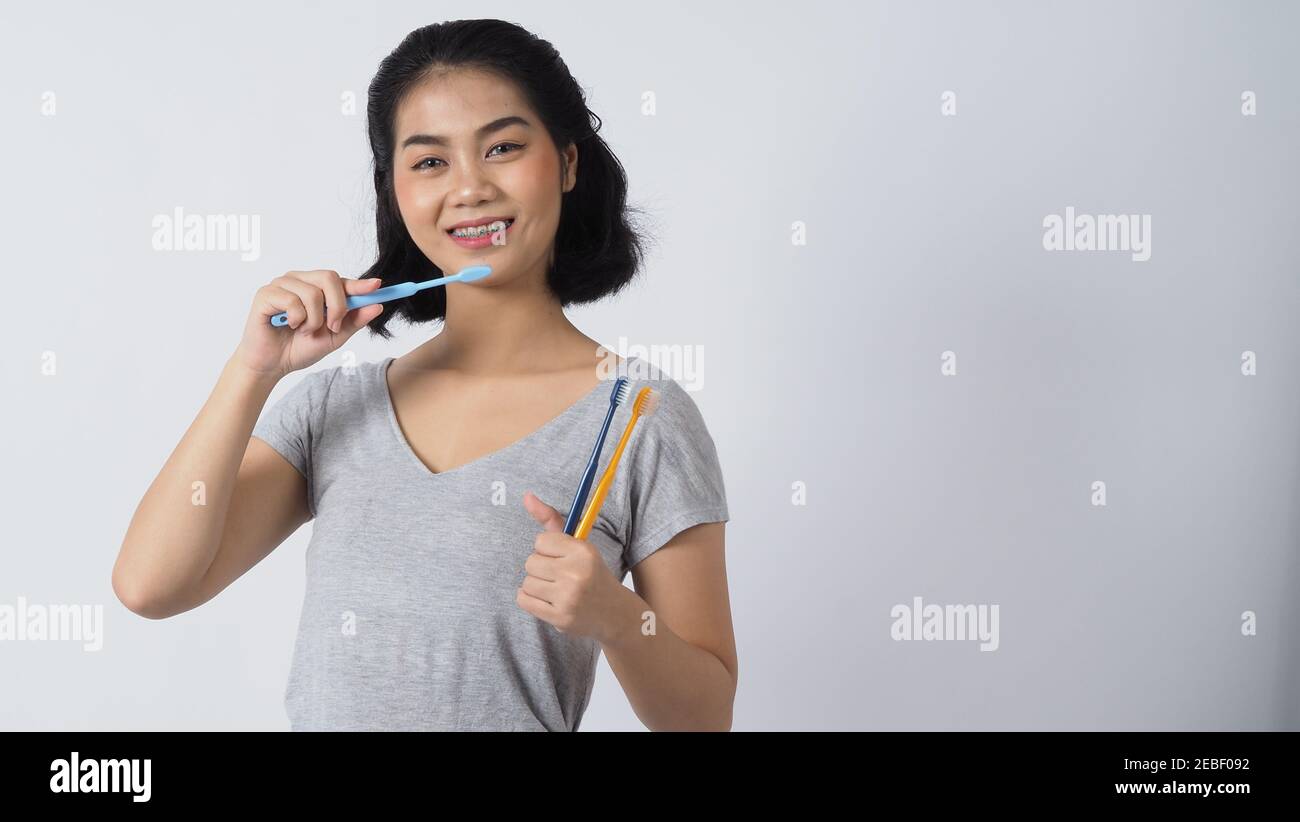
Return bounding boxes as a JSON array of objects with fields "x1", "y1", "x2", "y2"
[{"x1": 523, "y1": 491, "x2": 567, "y2": 533}]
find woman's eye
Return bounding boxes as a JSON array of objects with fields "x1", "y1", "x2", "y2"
[{"x1": 412, "y1": 143, "x2": 522, "y2": 171}]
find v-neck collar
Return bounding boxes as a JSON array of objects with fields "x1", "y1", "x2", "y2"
[{"x1": 376, "y1": 356, "x2": 616, "y2": 479}]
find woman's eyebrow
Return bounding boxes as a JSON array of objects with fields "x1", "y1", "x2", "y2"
[{"x1": 400, "y1": 115, "x2": 531, "y2": 149}]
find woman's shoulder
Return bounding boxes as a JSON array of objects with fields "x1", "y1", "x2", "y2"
[
  {"x1": 609, "y1": 355, "x2": 712, "y2": 437},
  {"x1": 603, "y1": 353, "x2": 683, "y2": 396},
  {"x1": 275, "y1": 357, "x2": 385, "y2": 409}
]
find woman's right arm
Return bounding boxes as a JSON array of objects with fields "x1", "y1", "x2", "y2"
[
  {"x1": 112, "y1": 358, "x2": 299, "y2": 618},
  {"x1": 112, "y1": 271, "x2": 384, "y2": 619}
]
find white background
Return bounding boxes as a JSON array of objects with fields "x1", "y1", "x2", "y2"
[{"x1": 2, "y1": 0, "x2": 1297, "y2": 730}]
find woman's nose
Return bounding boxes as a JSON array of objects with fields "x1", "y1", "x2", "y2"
[{"x1": 448, "y1": 161, "x2": 496, "y2": 199}]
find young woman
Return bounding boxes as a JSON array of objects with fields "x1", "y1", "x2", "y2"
[{"x1": 113, "y1": 19, "x2": 736, "y2": 731}]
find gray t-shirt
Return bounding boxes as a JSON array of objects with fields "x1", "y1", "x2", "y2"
[{"x1": 250, "y1": 354, "x2": 729, "y2": 731}]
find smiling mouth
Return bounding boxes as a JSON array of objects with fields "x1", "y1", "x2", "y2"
[{"x1": 447, "y1": 218, "x2": 515, "y2": 238}]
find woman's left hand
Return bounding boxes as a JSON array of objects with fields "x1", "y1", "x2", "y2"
[{"x1": 517, "y1": 491, "x2": 629, "y2": 643}]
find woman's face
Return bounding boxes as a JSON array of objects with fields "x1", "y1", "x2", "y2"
[{"x1": 391, "y1": 69, "x2": 577, "y2": 288}]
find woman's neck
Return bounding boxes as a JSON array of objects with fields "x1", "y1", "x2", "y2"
[{"x1": 405, "y1": 264, "x2": 599, "y2": 376}]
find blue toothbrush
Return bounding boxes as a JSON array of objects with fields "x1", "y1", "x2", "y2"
[
  {"x1": 564, "y1": 377, "x2": 630, "y2": 536},
  {"x1": 268, "y1": 265, "x2": 492, "y2": 327}
]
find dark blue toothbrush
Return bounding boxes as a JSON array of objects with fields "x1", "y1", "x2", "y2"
[{"x1": 564, "y1": 377, "x2": 630, "y2": 535}]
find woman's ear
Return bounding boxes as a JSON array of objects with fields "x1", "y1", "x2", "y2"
[{"x1": 561, "y1": 142, "x2": 578, "y2": 193}]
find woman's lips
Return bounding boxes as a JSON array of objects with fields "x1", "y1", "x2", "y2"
[{"x1": 447, "y1": 219, "x2": 515, "y2": 249}]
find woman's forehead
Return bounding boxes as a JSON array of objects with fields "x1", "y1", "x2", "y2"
[{"x1": 395, "y1": 71, "x2": 527, "y2": 138}]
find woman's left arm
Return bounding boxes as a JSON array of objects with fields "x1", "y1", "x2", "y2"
[{"x1": 599, "y1": 521, "x2": 737, "y2": 731}]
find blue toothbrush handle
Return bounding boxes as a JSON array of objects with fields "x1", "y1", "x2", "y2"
[
  {"x1": 564, "y1": 396, "x2": 622, "y2": 535},
  {"x1": 269, "y1": 283, "x2": 415, "y2": 327},
  {"x1": 564, "y1": 411, "x2": 613, "y2": 534},
  {"x1": 345, "y1": 283, "x2": 413, "y2": 308},
  {"x1": 267, "y1": 266, "x2": 490, "y2": 326}
]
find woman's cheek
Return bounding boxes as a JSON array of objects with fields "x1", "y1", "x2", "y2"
[{"x1": 395, "y1": 183, "x2": 439, "y2": 244}]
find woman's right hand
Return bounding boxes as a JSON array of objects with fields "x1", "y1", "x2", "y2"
[{"x1": 232, "y1": 270, "x2": 386, "y2": 381}]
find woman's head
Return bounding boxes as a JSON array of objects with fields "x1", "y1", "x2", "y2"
[{"x1": 361, "y1": 19, "x2": 649, "y2": 338}]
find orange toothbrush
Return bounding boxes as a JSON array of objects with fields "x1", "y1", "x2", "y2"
[{"x1": 573, "y1": 387, "x2": 659, "y2": 540}]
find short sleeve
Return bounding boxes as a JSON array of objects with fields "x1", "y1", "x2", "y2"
[
  {"x1": 614, "y1": 377, "x2": 730, "y2": 572},
  {"x1": 250, "y1": 367, "x2": 335, "y2": 518}
]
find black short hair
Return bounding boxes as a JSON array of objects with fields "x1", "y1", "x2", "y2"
[{"x1": 360, "y1": 19, "x2": 653, "y2": 339}]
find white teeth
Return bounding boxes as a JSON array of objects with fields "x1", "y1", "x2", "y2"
[{"x1": 451, "y1": 219, "x2": 510, "y2": 238}]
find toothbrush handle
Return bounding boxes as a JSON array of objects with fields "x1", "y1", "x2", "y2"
[
  {"x1": 564, "y1": 402, "x2": 619, "y2": 535},
  {"x1": 574, "y1": 410, "x2": 641, "y2": 542},
  {"x1": 268, "y1": 283, "x2": 415, "y2": 327}
]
